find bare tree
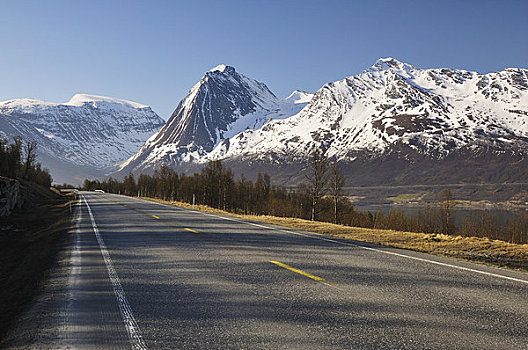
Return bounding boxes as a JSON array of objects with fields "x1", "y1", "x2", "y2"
[
  {"x1": 5, "y1": 136, "x2": 23, "y2": 178},
  {"x1": 305, "y1": 145, "x2": 329, "y2": 221},
  {"x1": 23, "y1": 140, "x2": 37, "y2": 180},
  {"x1": 440, "y1": 189, "x2": 456, "y2": 234},
  {"x1": 328, "y1": 162, "x2": 345, "y2": 224}
]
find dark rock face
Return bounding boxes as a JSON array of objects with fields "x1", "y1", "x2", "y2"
[
  {"x1": 0, "y1": 178, "x2": 23, "y2": 217},
  {"x1": 190, "y1": 143, "x2": 528, "y2": 189},
  {"x1": 150, "y1": 66, "x2": 277, "y2": 154}
]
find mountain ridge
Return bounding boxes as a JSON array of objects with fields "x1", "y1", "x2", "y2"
[
  {"x1": 0, "y1": 94, "x2": 164, "y2": 184},
  {"x1": 3, "y1": 59, "x2": 526, "y2": 187},
  {"x1": 208, "y1": 59, "x2": 528, "y2": 162},
  {"x1": 116, "y1": 58, "x2": 528, "y2": 186}
]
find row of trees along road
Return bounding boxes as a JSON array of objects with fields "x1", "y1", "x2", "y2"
[
  {"x1": 0, "y1": 136, "x2": 52, "y2": 187},
  {"x1": 82, "y1": 145, "x2": 528, "y2": 244},
  {"x1": 83, "y1": 146, "x2": 348, "y2": 223}
]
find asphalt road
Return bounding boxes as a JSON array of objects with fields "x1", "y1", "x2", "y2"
[{"x1": 12, "y1": 191, "x2": 528, "y2": 349}]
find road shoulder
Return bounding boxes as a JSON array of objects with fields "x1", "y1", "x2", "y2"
[{"x1": 0, "y1": 203, "x2": 77, "y2": 349}]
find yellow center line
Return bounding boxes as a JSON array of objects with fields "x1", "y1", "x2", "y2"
[
  {"x1": 184, "y1": 228, "x2": 199, "y2": 234},
  {"x1": 269, "y1": 261, "x2": 334, "y2": 287},
  {"x1": 104, "y1": 196, "x2": 160, "y2": 220}
]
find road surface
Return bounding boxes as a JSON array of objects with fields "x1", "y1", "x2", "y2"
[{"x1": 7, "y1": 192, "x2": 528, "y2": 349}]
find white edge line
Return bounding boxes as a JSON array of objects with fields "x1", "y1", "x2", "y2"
[
  {"x1": 123, "y1": 195, "x2": 528, "y2": 286},
  {"x1": 57, "y1": 198, "x2": 83, "y2": 348},
  {"x1": 82, "y1": 195, "x2": 147, "y2": 350}
]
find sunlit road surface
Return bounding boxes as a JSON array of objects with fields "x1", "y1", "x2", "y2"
[{"x1": 32, "y1": 192, "x2": 528, "y2": 349}]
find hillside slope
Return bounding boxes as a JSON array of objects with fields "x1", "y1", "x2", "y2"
[{"x1": 0, "y1": 94, "x2": 165, "y2": 184}]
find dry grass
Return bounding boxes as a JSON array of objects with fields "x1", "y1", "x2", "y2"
[
  {"x1": 0, "y1": 183, "x2": 72, "y2": 340},
  {"x1": 144, "y1": 197, "x2": 528, "y2": 271}
]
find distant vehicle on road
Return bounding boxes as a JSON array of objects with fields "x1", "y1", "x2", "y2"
[{"x1": 94, "y1": 189, "x2": 105, "y2": 193}]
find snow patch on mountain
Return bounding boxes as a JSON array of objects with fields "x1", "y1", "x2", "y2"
[
  {"x1": 210, "y1": 64, "x2": 229, "y2": 73},
  {"x1": 66, "y1": 93, "x2": 149, "y2": 109},
  {"x1": 284, "y1": 90, "x2": 314, "y2": 105}
]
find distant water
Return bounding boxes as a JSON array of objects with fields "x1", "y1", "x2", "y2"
[{"x1": 354, "y1": 205, "x2": 525, "y2": 226}]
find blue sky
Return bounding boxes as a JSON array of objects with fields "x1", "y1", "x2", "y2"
[{"x1": 1, "y1": 0, "x2": 527, "y2": 119}]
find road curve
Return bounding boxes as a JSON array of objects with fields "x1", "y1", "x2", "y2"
[{"x1": 8, "y1": 192, "x2": 528, "y2": 349}]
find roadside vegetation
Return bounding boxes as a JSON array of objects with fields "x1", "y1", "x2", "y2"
[
  {"x1": 82, "y1": 145, "x2": 528, "y2": 246},
  {"x1": 0, "y1": 137, "x2": 71, "y2": 340},
  {"x1": 0, "y1": 136, "x2": 53, "y2": 187}
]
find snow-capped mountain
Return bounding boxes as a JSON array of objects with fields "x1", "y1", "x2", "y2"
[
  {"x1": 0, "y1": 94, "x2": 164, "y2": 184},
  {"x1": 119, "y1": 59, "x2": 528, "y2": 185},
  {"x1": 119, "y1": 65, "x2": 313, "y2": 173},
  {"x1": 208, "y1": 58, "x2": 528, "y2": 163}
]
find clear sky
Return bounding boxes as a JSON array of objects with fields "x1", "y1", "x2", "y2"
[{"x1": 1, "y1": 0, "x2": 527, "y2": 119}]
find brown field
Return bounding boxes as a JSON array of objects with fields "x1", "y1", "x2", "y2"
[{"x1": 144, "y1": 198, "x2": 528, "y2": 271}]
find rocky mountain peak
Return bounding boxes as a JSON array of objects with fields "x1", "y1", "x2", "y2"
[
  {"x1": 117, "y1": 67, "x2": 310, "y2": 175},
  {"x1": 208, "y1": 64, "x2": 236, "y2": 74},
  {"x1": 369, "y1": 57, "x2": 416, "y2": 76}
]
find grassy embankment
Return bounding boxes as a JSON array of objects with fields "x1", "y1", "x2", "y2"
[
  {"x1": 144, "y1": 197, "x2": 528, "y2": 271},
  {"x1": 0, "y1": 181, "x2": 73, "y2": 340}
]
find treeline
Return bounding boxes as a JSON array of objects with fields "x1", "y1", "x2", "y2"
[
  {"x1": 0, "y1": 136, "x2": 52, "y2": 187},
  {"x1": 82, "y1": 154, "x2": 528, "y2": 244},
  {"x1": 83, "y1": 162, "x2": 317, "y2": 217},
  {"x1": 82, "y1": 159, "x2": 358, "y2": 223}
]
